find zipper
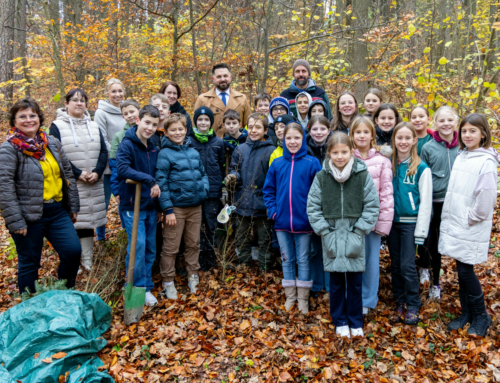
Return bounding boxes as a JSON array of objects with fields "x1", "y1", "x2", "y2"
[
  {"x1": 289, "y1": 154, "x2": 295, "y2": 232},
  {"x1": 341, "y1": 183, "x2": 344, "y2": 219},
  {"x1": 447, "y1": 148, "x2": 451, "y2": 172}
]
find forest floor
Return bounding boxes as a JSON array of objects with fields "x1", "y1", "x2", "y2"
[{"x1": 0, "y1": 200, "x2": 500, "y2": 383}]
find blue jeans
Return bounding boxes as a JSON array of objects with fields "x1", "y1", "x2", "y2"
[
  {"x1": 362, "y1": 231, "x2": 382, "y2": 309},
  {"x1": 10, "y1": 202, "x2": 81, "y2": 294},
  {"x1": 310, "y1": 234, "x2": 330, "y2": 292},
  {"x1": 96, "y1": 174, "x2": 111, "y2": 240},
  {"x1": 388, "y1": 222, "x2": 421, "y2": 308},
  {"x1": 122, "y1": 209, "x2": 157, "y2": 292},
  {"x1": 276, "y1": 231, "x2": 312, "y2": 283},
  {"x1": 329, "y1": 271, "x2": 363, "y2": 328}
]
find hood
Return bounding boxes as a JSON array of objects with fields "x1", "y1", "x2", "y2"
[
  {"x1": 290, "y1": 78, "x2": 317, "y2": 93},
  {"x1": 97, "y1": 99, "x2": 122, "y2": 115},
  {"x1": 55, "y1": 107, "x2": 91, "y2": 125},
  {"x1": 161, "y1": 135, "x2": 191, "y2": 150},
  {"x1": 376, "y1": 125, "x2": 394, "y2": 139},
  {"x1": 432, "y1": 130, "x2": 458, "y2": 149},
  {"x1": 307, "y1": 131, "x2": 332, "y2": 150},
  {"x1": 124, "y1": 125, "x2": 155, "y2": 150},
  {"x1": 307, "y1": 99, "x2": 328, "y2": 120},
  {"x1": 466, "y1": 147, "x2": 500, "y2": 163},
  {"x1": 323, "y1": 156, "x2": 367, "y2": 175},
  {"x1": 283, "y1": 127, "x2": 308, "y2": 161}
]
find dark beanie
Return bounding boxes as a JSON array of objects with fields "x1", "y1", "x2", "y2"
[
  {"x1": 194, "y1": 106, "x2": 214, "y2": 128},
  {"x1": 275, "y1": 114, "x2": 296, "y2": 126},
  {"x1": 293, "y1": 59, "x2": 311, "y2": 75}
]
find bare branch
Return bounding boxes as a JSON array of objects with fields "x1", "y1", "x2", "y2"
[{"x1": 177, "y1": 0, "x2": 221, "y2": 40}]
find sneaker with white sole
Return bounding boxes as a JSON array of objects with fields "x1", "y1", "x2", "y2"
[
  {"x1": 188, "y1": 274, "x2": 199, "y2": 294},
  {"x1": 362, "y1": 307, "x2": 370, "y2": 315},
  {"x1": 336, "y1": 325, "x2": 350, "y2": 338},
  {"x1": 429, "y1": 285, "x2": 441, "y2": 300},
  {"x1": 145, "y1": 292, "x2": 158, "y2": 306},
  {"x1": 163, "y1": 282, "x2": 178, "y2": 300},
  {"x1": 351, "y1": 328, "x2": 364, "y2": 337},
  {"x1": 418, "y1": 267, "x2": 430, "y2": 284}
]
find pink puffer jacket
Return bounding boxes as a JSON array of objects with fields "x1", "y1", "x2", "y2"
[{"x1": 353, "y1": 147, "x2": 394, "y2": 235}]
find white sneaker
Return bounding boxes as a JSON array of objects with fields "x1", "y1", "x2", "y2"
[
  {"x1": 351, "y1": 328, "x2": 364, "y2": 337},
  {"x1": 429, "y1": 285, "x2": 441, "y2": 300},
  {"x1": 145, "y1": 292, "x2": 158, "y2": 306},
  {"x1": 188, "y1": 274, "x2": 200, "y2": 294},
  {"x1": 163, "y1": 282, "x2": 178, "y2": 300},
  {"x1": 336, "y1": 325, "x2": 351, "y2": 338},
  {"x1": 419, "y1": 267, "x2": 430, "y2": 284},
  {"x1": 362, "y1": 307, "x2": 370, "y2": 315}
]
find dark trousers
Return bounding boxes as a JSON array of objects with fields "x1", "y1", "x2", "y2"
[
  {"x1": 388, "y1": 222, "x2": 421, "y2": 308},
  {"x1": 234, "y1": 214, "x2": 272, "y2": 268},
  {"x1": 329, "y1": 272, "x2": 363, "y2": 328},
  {"x1": 201, "y1": 198, "x2": 219, "y2": 252},
  {"x1": 415, "y1": 202, "x2": 443, "y2": 285},
  {"x1": 10, "y1": 202, "x2": 82, "y2": 294},
  {"x1": 457, "y1": 260, "x2": 482, "y2": 296},
  {"x1": 96, "y1": 174, "x2": 111, "y2": 240}
]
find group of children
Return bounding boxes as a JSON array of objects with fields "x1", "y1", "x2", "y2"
[{"x1": 111, "y1": 88, "x2": 498, "y2": 339}]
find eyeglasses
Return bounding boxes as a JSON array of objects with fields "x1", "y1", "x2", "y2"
[
  {"x1": 16, "y1": 114, "x2": 39, "y2": 121},
  {"x1": 273, "y1": 107, "x2": 286, "y2": 112},
  {"x1": 69, "y1": 98, "x2": 86, "y2": 104}
]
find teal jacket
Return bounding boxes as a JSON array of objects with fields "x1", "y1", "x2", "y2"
[
  {"x1": 307, "y1": 158, "x2": 379, "y2": 273},
  {"x1": 420, "y1": 131, "x2": 459, "y2": 201},
  {"x1": 392, "y1": 157, "x2": 433, "y2": 244}
]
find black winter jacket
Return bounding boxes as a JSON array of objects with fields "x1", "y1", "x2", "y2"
[
  {"x1": 189, "y1": 132, "x2": 225, "y2": 198},
  {"x1": 306, "y1": 132, "x2": 332, "y2": 165},
  {"x1": 0, "y1": 136, "x2": 80, "y2": 232},
  {"x1": 229, "y1": 136, "x2": 275, "y2": 217}
]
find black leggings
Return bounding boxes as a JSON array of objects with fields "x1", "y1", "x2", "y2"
[
  {"x1": 416, "y1": 202, "x2": 443, "y2": 285},
  {"x1": 456, "y1": 260, "x2": 482, "y2": 296}
]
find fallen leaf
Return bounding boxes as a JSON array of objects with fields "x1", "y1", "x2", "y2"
[
  {"x1": 377, "y1": 362, "x2": 388, "y2": 373},
  {"x1": 402, "y1": 350, "x2": 415, "y2": 361},
  {"x1": 279, "y1": 371, "x2": 292, "y2": 381},
  {"x1": 324, "y1": 367, "x2": 333, "y2": 380},
  {"x1": 111, "y1": 355, "x2": 117, "y2": 367},
  {"x1": 34, "y1": 353, "x2": 40, "y2": 359},
  {"x1": 416, "y1": 327, "x2": 425, "y2": 337},
  {"x1": 206, "y1": 311, "x2": 214, "y2": 321},
  {"x1": 52, "y1": 352, "x2": 67, "y2": 359},
  {"x1": 42, "y1": 357, "x2": 53, "y2": 364},
  {"x1": 195, "y1": 357, "x2": 205, "y2": 367},
  {"x1": 240, "y1": 320, "x2": 251, "y2": 331}
]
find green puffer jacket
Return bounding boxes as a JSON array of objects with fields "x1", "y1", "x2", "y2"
[{"x1": 307, "y1": 158, "x2": 380, "y2": 273}]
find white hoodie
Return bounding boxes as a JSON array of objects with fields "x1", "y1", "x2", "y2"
[
  {"x1": 439, "y1": 147, "x2": 499, "y2": 265},
  {"x1": 295, "y1": 92, "x2": 313, "y2": 130}
]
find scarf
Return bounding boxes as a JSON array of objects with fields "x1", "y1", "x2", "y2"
[
  {"x1": 194, "y1": 128, "x2": 213, "y2": 143},
  {"x1": 6, "y1": 127, "x2": 49, "y2": 160},
  {"x1": 432, "y1": 130, "x2": 458, "y2": 148},
  {"x1": 329, "y1": 157, "x2": 354, "y2": 183}
]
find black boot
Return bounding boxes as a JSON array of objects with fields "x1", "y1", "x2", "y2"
[
  {"x1": 447, "y1": 289, "x2": 472, "y2": 331},
  {"x1": 199, "y1": 250, "x2": 209, "y2": 272},
  {"x1": 467, "y1": 293, "x2": 492, "y2": 336}
]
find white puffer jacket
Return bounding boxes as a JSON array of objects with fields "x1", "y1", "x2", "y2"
[
  {"x1": 439, "y1": 148, "x2": 499, "y2": 265},
  {"x1": 52, "y1": 109, "x2": 107, "y2": 230}
]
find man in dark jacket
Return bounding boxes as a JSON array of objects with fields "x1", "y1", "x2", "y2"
[
  {"x1": 225, "y1": 113, "x2": 275, "y2": 272},
  {"x1": 190, "y1": 107, "x2": 225, "y2": 271},
  {"x1": 116, "y1": 105, "x2": 161, "y2": 307},
  {"x1": 280, "y1": 59, "x2": 332, "y2": 120}
]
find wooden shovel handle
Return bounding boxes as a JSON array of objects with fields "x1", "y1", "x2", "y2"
[
  {"x1": 126, "y1": 179, "x2": 141, "y2": 185},
  {"x1": 126, "y1": 179, "x2": 142, "y2": 286}
]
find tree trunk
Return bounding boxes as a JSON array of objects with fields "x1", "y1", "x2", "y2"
[
  {"x1": 259, "y1": 0, "x2": 274, "y2": 93},
  {"x1": 0, "y1": 0, "x2": 15, "y2": 103},
  {"x1": 171, "y1": 1, "x2": 179, "y2": 81},
  {"x1": 352, "y1": 0, "x2": 369, "y2": 100},
  {"x1": 14, "y1": 0, "x2": 30, "y2": 96},
  {"x1": 190, "y1": 0, "x2": 202, "y2": 95},
  {"x1": 434, "y1": 0, "x2": 448, "y2": 65}
]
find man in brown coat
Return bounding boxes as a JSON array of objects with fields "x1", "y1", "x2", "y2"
[{"x1": 194, "y1": 63, "x2": 252, "y2": 137}]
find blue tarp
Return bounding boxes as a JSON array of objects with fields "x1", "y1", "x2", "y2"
[{"x1": 0, "y1": 290, "x2": 114, "y2": 383}]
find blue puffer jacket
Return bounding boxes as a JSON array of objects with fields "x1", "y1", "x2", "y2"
[
  {"x1": 229, "y1": 136, "x2": 276, "y2": 217},
  {"x1": 190, "y1": 131, "x2": 225, "y2": 198},
  {"x1": 156, "y1": 136, "x2": 209, "y2": 215},
  {"x1": 116, "y1": 127, "x2": 159, "y2": 211},
  {"x1": 263, "y1": 130, "x2": 322, "y2": 232}
]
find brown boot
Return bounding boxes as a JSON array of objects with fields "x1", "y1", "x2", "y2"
[{"x1": 283, "y1": 280, "x2": 297, "y2": 311}]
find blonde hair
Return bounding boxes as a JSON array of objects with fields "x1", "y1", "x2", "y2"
[
  {"x1": 165, "y1": 113, "x2": 187, "y2": 131},
  {"x1": 391, "y1": 122, "x2": 421, "y2": 176},
  {"x1": 150, "y1": 93, "x2": 170, "y2": 105},
  {"x1": 432, "y1": 106, "x2": 459, "y2": 125},
  {"x1": 105, "y1": 78, "x2": 125, "y2": 93},
  {"x1": 349, "y1": 116, "x2": 379, "y2": 151}
]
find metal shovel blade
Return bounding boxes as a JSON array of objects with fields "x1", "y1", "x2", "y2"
[{"x1": 124, "y1": 283, "x2": 146, "y2": 325}]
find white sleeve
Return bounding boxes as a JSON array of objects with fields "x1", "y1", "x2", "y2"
[
  {"x1": 94, "y1": 109, "x2": 111, "y2": 151},
  {"x1": 468, "y1": 159, "x2": 498, "y2": 225},
  {"x1": 415, "y1": 167, "x2": 433, "y2": 243}
]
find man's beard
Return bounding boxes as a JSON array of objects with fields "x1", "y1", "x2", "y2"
[
  {"x1": 217, "y1": 81, "x2": 231, "y2": 91},
  {"x1": 296, "y1": 77, "x2": 308, "y2": 87}
]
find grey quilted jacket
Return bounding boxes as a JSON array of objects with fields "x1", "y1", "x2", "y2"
[
  {"x1": 0, "y1": 136, "x2": 80, "y2": 232},
  {"x1": 307, "y1": 158, "x2": 380, "y2": 273}
]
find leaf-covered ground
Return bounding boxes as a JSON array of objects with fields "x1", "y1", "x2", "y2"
[{"x1": 0, "y1": 200, "x2": 499, "y2": 383}]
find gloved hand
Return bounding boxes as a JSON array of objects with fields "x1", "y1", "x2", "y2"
[{"x1": 225, "y1": 174, "x2": 237, "y2": 186}]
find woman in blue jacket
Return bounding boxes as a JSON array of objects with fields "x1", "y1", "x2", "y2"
[{"x1": 263, "y1": 122, "x2": 322, "y2": 314}]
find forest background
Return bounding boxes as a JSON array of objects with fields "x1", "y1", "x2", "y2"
[{"x1": 0, "y1": 0, "x2": 499, "y2": 127}]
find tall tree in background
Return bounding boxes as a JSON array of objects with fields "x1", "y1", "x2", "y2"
[{"x1": 0, "y1": 0, "x2": 15, "y2": 103}]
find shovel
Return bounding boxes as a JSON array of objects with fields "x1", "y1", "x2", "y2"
[{"x1": 124, "y1": 179, "x2": 145, "y2": 325}]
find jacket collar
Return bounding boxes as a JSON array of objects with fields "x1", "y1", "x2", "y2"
[
  {"x1": 124, "y1": 126, "x2": 155, "y2": 151},
  {"x1": 432, "y1": 130, "x2": 458, "y2": 149},
  {"x1": 290, "y1": 78, "x2": 316, "y2": 93},
  {"x1": 161, "y1": 135, "x2": 190, "y2": 150},
  {"x1": 283, "y1": 128, "x2": 308, "y2": 161}
]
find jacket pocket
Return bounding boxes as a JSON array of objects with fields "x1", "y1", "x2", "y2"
[
  {"x1": 345, "y1": 230, "x2": 363, "y2": 259},
  {"x1": 322, "y1": 231, "x2": 337, "y2": 259}
]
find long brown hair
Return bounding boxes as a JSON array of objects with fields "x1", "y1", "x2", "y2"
[
  {"x1": 391, "y1": 122, "x2": 421, "y2": 176},
  {"x1": 458, "y1": 113, "x2": 492, "y2": 150},
  {"x1": 330, "y1": 91, "x2": 359, "y2": 132},
  {"x1": 349, "y1": 116, "x2": 379, "y2": 151},
  {"x1": 327, "y1": 131, "x2": 353, "y2": 153}
]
